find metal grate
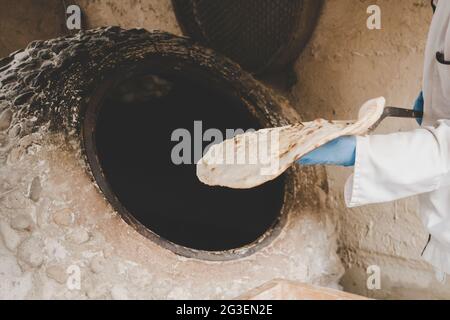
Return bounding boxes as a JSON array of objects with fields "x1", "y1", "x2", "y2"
[{"x1": 172, "y1": 0, "x2": 323, "y2": 74}]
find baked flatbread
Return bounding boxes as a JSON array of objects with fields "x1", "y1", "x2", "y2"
[{"x1": 197, "y1": 97, "x2": 386, "y2": 189}]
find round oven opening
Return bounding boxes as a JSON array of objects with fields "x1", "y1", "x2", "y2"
[{"x1": 84, "y1": 66, "x2": 288, "y2": 259}]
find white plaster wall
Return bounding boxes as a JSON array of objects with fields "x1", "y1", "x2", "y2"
[{"x1": 292, "y1": 0, "x2": 450, "y2": 299}]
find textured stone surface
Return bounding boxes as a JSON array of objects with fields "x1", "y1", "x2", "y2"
[
  {"x1": 111, "y1": 285, "x2": 129, "y2": 300},
  {"x1": 66, "y1": 228, "x2": 90, "y2": 245},
  {"x1": 0, "y1": 254, "x2": 32, "y2": 299},
  {"x1": 0, "y1": 220, "x2": 22, "y2": 251},
  {"x1": 53, "y1": 208, "x2": 75, "y2": 227},
  {"x1": 10, "y1": 214, "x2": 33, "y2": 231},
  {"x1": 28, "y1": 177, "x2": 42, "y2": 202},
  {"x1": 46, "y1": 265, "x2": 68, "y2": 284},
  {"x1": 0, "y1": 109, "x2": 13, "y2": 131},
  {"x1": 17, "y1": 236, "x2": 44, "y2": 268},
  {"x1": 90, "y1": 256, "x2": 106, "y2": 274}
]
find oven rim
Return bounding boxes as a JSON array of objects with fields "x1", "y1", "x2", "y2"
[{"x1": 81, "y1": 50, "x2": 296, "y2": 261}]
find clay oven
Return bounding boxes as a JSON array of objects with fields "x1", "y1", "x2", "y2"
[{"x1": 0, "y1": 27, "x2": 342, "y2": 299}]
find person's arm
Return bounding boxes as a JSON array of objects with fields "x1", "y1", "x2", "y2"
[
  {"x1": 345, "y1": 120, "x2": 450, "y2": 207},
  {"x1": 299, "y1": 93, "x2": 424, "y2": 167},
  {"x1": 298, "y1": 135, "x2": 356, "y2": 167},
  {"x1": 299, "y1": 93, "x2": 450, "y2": 206}
]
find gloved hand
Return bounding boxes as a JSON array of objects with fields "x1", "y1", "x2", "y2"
[
  {"x1": 297, "y1": 135, "x2": 356, "y2": 167},
  {"x1": 414, "y1": 91, "x2": 424, "y2": 125}
]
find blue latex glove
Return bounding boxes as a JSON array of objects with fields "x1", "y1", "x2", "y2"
[
  {"x1": 298, "y1": 136, "x2": 356, "y2": 167},
  {"x1": 414, "y1": 91, "x2": 424, "y2": 125}
]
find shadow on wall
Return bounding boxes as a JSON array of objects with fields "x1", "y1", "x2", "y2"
[{"x1": 0, "y1": 0, "x2": 66, "y2": 57}]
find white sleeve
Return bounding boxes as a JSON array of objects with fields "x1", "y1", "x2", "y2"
[{"x1": 345, "y1": 120, "x2": 450, "y2": 207}]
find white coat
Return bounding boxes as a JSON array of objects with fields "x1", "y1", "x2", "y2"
[{"x1": 345, "y1": 0, "x2": 450, "y2": 274}]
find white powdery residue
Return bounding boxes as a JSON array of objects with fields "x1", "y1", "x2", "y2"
[
  {"x1": 40, "y1": 60, "x2": 54, "y2": 70},
  {"x1": 37, "y1": 160, "x2": 48, "y2": 168},
  {"x1": 111, "y1": 284, "x2": 129, "y2": 300},
  {"x1": 29, "y1": 204, "x2": 38, "y2": 225},
  {"x1": 124, "y1": 260, "x2": 139, "y2": 267},
  {"x1": 81, "y1": 250, "x2": 101, "y2": 259},
  {"x1": 44, "y1": 238, "x2": 68, "y2": 261},
  {"x1": 0, "y1": 254, "x2": 33, "y2": 299},
  {"x1": 66, "y1": 227, "x2": 90, "y2": 244},
  {"x1": 116, "y1": 261, "x2": 130, "y2": 275},
  {"x1": 167, "y1": 287, "x2": 190, "y2": 300},
  {"x1": 14, "y1": 50, "x2": 30, "y2": 61},
  {"x1": 0, "y1": 220, "x2": 22, "y2": 252},
  {"x1": 8, "y1": 50, "x2": 31, "y2": 71}
]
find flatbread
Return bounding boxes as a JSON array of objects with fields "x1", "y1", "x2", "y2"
[{"x1": 197, "y1": 97, "x2": 386, "y2": 189}]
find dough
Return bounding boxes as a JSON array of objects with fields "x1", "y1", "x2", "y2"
[{"x1": 197, "y1": 97, "x2": 385, "y2": 189}]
